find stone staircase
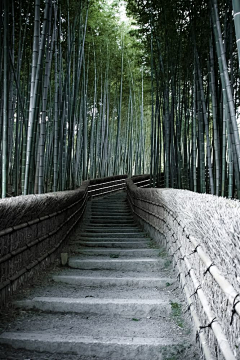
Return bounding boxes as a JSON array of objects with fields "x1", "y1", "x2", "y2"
[{"x1": 0, "y1": 191, "x2": 199, "y2": 359}]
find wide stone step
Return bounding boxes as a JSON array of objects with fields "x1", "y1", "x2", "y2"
[
  {"x1": 72, "y1": 237, "x2": 150, "y2": 242},
  {"x1": 52, "y1": 275, "x2": 175, "y2": 288},
  {"x1": 89, "y1": 219, "x2": 135, "y2": 224},
  {"x1": 90, "y1": 215, "x2": 133, "y2": 219},
  {"x1": 0, "y1": 332, "x2": 188, "y2": 360},
  {"x1": 28, "y1": 280, "x2": 175, "y2": 299},
  {"x1": 90, "y1": 210, "x2": 130, "y2": 214},
  {"x1": 78, "y1": 232, "x2": 147, "y2": 238},
  {"x1": 91, "y1": 204, "x2": 129, "y2": 211},
  {"x1": 14, "y1": 297, "x2": 170, "y2": 317},
  {"x1": 69, "y1": 241, "x2": 150, "y2": 248},
  {"x1": 74, "y1": 248, "x2": 159, "y2": 257},
  {"x1": 85, "y1": 225, "x2": 137, "y2": 229},
  {"x1": 68, "y1": 257, "x2": 165, "y2": 271},
  {"x1": 83, "y1": 228, "x2": 142, "y2": 233}
]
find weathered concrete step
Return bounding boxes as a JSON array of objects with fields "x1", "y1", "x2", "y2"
[
  {"x1": 91, "y1": 211, "x2": 132, "y2": 215},
  {"x1": 91, "y1": 210, "x2": 130, "y2": 213},
  {"x1": 25, "y1": 281, "x2": 175, "y2": 299},
  {"x1": 14, "y1": 297, "x2": 170, "y2": 317},
  {"x1": 78, "y1": 232, "x2": 147, "y2": 238},
  {"x1": 52, "y1": 275, "x2": 175, "y2": 288},
  {"x1": 69, "y1": 241, "x2": 150, "y2": 248},
  {"x1": 91, "y1": 207, "x2": 129, "y2": 210},
  {"x1": 91, "y1": 210, "x2": 131, "y2": 214},
  {"x1": 72, "y1": 237, "x2": 150, "y2": 242},
  {"x1": 90, "y1": 215, "x2": 133, "y2": 219},
  {"x1": 90, "y1": 214, "x2": 132, "y2": 218},
  {"x1": 83, "y1": 228, "x2": 142, "y2": 233},
  {"x1": 89, "y1": 220, "x2": 135, "y2": 224},
  {"x1": 85, "y1": 224, "x2": 137, "y2": 229},
  {"x1": 91, "y1": 201, "x2": 127, "y2": 204},
  {"x1": 68, "y1": 257, "x2": 165, "y2": 271},
  {"x1": 91, "y1": 204, "x2": 129, "y2": 211},
  {"x1": 89, "y1": 212, "x2": 134, "y2": 220},
  {"x1": 0, "y1": 332, "x2": 187, "y2": 360},
  {"x1": 74, "y1": 248, "x2": 159, "y2": 257}
]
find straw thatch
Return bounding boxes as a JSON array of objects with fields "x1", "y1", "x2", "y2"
[{"x1": 126, "y1": 178, "x2": 240, "y2": 360}]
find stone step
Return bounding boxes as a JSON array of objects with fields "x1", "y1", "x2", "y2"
[
  {"x1": 74, "y1": 248, "x2": 159, "y2": 257},
  {"x1": 77, "y1": 232, "x2": 147, "y2": 238},
  {"x1": 91, "y1": 206, "x2": 129, "y2": 210},
  {"x1": 68, "y1": 257, "x2": 166, "y2": 271},
  {"x1": 91, "y1": 204, "x2": 129, "y2": 211},
  {"x1": 14, "y1": 297, "x2": 170, "y2": 317},
  {"x1": 91, "y1": 209, "x2": 133, "y2": 216},
  {"x1": 71, "y1": 237, "x2": 150, "y2": 242},
  {"x1": 90, "y1": 215, "x2": 133, "y2": 219},
  {"x1": 89, "y1": 219, "x2": 135, "y2": 224},
  {"x1": 90, "y1": 210, "x2": 130, "y2": 214},
  {"x1": 25, "y1": 280, "x2": 176, "y2": 299},
  {"x1": 52, "y1": 275, "x2": 175, "y2": 288},
  {"x1": 85, "y1": 224, "x2": 137, "y2": 229},
  {"x1": 83, "y1": 228, "x2": 142, "y2": 233},
  {"x1": 89, "y1": 215, "x2": 133, "y2": 218},
  {"x1": 0, "y1": 332, "x2": 188, "y2": 360},
  {"x1": 90, "y1": 214, "x2": 132, "y2": 218},
  {"x1": 69, "y1": 241, "x2": 150, "y2": 248}
]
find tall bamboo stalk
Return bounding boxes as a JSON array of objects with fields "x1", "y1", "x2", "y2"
[{"x1": 2, "y1": 0, "x2": 8, "y2": 198}]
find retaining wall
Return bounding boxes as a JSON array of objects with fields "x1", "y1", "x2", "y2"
[
  {"x1": 0, "y1": 175, "x2": 127, "y2": 306},
  {"x1": 126, "y1": 178, "x2": 240, "y2": 360}
]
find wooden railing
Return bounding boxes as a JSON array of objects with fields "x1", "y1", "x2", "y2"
[
  {"x1": 88, "y1": 175, "x2": 127, "y2": 197},
  {"x1": 131, "y1": 174, "x2": 150, "y2": 188}
]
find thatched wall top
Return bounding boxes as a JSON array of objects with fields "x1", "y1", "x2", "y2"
[
  {"x1": 126, "y1": 179, "x2": 240, "y2": 292},
  {"x1": 0, "y1": 181, "x2": 89, "y2": 231}
]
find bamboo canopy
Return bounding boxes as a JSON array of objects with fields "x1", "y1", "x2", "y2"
[{"x1": 0, "y1": 0, "x2": 240, "y2": 199}]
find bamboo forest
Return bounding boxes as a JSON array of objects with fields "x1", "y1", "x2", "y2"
[{"x1": 1, "y1": 0, "x2": 240, "y2": 199}]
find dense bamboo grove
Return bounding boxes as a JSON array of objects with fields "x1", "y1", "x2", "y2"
[
  {"x1": 127, "y1": 0, "x2": 240, "y2": 198},
  {"x1": 2, "y1": 0, "x2": 240, "y2": 199},
  {"x1": 0, "y1": 0, "x2": 151, "y2": 198}
]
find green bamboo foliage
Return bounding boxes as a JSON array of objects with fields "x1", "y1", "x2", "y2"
[
  {"x1": 0, "y1": 0, "x2": 150, "y2": 197},
  {"x1": 232, "y1": 0, "x2": 240, "y2": 71},
  {"x1": 2, "y1": 0, "x2": 240, "y2": 199},
  {"x1": 2, "y1": 0, "x2": 8, "y2": 198},
  {"x1": 209, "y1": 35, "x2": 220, "y2": 195},
  {"x1": 24, "y1": 0, "x2": 50, "y2": 195},
  {"x1": 211, "y1": 0, "x2": 240, "y2": 171},
  {"x1": 195, "y1": 47, "x2": 214, "y2": 194},
  {"x1": 126, "y1": 0, "x2": 240, "y2": 199}
]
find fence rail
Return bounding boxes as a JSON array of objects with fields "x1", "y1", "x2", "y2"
[
  {"x1": 88, "y1": 175, "x2": 127, "y2": 197},
  {"x1": 131, "y1": 174, "x2": 151, "y2": 188}
]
